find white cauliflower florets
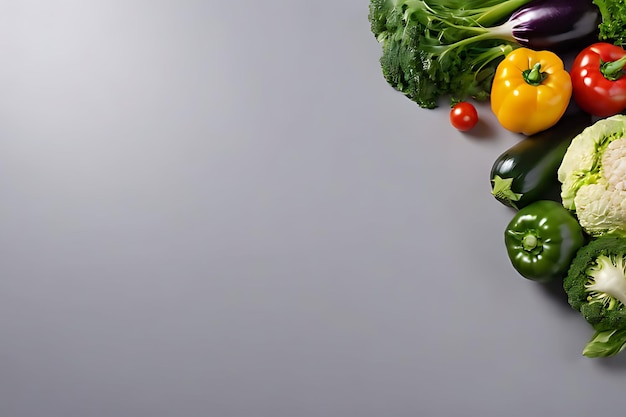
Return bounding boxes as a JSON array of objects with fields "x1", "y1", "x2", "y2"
[
  {"x1": 604, "y1": 139, "x2": 626, "y2": 192},
  {"x1": 574, "y1": 182, "x2": 626, "y2": 237},
  {"x1": 558, "y1": 116, "x2": 626, "y2": 237}
]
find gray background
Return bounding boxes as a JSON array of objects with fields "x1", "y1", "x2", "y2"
[{"x1": 0, "y1": 1, "x2": 624, "y2": 416}]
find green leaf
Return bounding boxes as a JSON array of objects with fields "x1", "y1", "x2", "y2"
[{"x1": 583, "y1": 328, "x2": 626, "y2": 358}]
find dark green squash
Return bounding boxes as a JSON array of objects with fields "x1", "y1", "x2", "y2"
[{"x1": 490, "y1": 113, "x2": 592, "y2": 209}]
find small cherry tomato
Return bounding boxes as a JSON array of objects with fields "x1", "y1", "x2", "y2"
[{"x1": 450, "y1": 102, "x2": 478, "y2": 131}]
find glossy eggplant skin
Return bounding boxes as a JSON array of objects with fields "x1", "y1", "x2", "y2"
[
  {"x1": 490, "y1": 114, "x2": 592, "y2": 210},
  {"x1": 510, "y1": 0, "x2": 601, "y2": 51}
]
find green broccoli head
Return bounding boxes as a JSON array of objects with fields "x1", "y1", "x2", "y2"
[
  {"x1": 557, "y1": 115, "x2": 626, "y2": 237},
  {"x1": 368, "y1": 0, "x2": 445, "y2": 108},
  {"x1": 564, "y1": 237, "x2": 626, "y2": 357},
  {"x1": 376, "y1": 18, "x2": 442, "y2": 108},
  {"x1": 368, "y1": 0, "x2": 391, "y2": 37}
]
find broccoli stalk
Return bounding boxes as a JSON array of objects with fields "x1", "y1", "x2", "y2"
[
  {"x1": 564, "y1": 237, "x2": 626, "y2": 357},
  {"x1": 585, "y1": 255, "x2": 626, "y2": 308}
]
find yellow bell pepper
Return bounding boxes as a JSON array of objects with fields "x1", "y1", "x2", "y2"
[{"x1": 490, "y1": 48, "x2": 572, "y2": 136}]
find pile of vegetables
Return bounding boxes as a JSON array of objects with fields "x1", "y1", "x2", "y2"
[
  {"x1": 494, "y1": 115, "x2": 626, "y2": 357},
  {"x1": 369, "y1": 0, "x2": 599, "y2": 108},
  {"x1": 369, "y1": 0, "x2": 626, "y2": 358}
]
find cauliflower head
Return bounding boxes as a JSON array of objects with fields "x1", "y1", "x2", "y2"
[{"x1": 558, "y1": 115, "x2": 626, "y2": 237}]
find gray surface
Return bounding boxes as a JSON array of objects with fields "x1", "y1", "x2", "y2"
[{"x1": 0, "y1": 1, "x2": 624, "y2": 416}]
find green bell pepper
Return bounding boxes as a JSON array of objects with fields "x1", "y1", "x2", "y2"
[{"x1": 504, "y1": 200, "x2": 586, "y2": 283}]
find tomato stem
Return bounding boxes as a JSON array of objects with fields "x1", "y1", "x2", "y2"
[
  {"x1": 601, "y1": 55, "x2": 626, "y2": 81},
  {"x1": 523, "y1": 63, "x2": 548, "y2": 86}
]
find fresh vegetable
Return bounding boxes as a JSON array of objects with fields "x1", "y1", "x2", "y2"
[
  {"x1": 368, "y1": 0, "x2": 598, "y2": 108},
  {"x1": 490, "y1": 48, "x2": 572, "y2": 135},
  {"x1": 558, "y1": 115, "x2": 626, "y2": 237},
  {"x1": 593, "y1": 0, "x2": 626, "y2": 47},
  {"x1": 563, "y1": 236, "x2": 626, "y2": 357},
  {"x1": 504, "y1": 0, "x2": 600, "y2": 51},
  {"x1": 450, "y1": 102, "x2": 478, "y2": 131},
  {"x1": 504, "y1": 200, "x2": 585, "y2": 283},
  {"x1": 571, "y1": 43, "x2": 626, "y2": 117},
  {"x1": 490, "y1": 114, "x2": 592, "y2": 209}
]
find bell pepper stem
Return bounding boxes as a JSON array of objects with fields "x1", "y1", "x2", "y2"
[
  {"x1": 522, "y1": 234, "x2": 538, "y2": 251},
  {"x1": 523, "y1": 63, "x2": 548, "y2": 86},
  {"x1": 600, "y1": 55, "x2": 626, "y2": 81}
]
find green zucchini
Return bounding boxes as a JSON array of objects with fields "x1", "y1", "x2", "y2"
[{"x1": 490, "y1": 113, "x2": 592, "y2": 209}]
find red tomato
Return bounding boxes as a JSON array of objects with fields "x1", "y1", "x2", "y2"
[
  {"x1": 450, "y1": 102, "x2": 478, "y2": 131},
  {"x1": 571, "y1": 42, "x2": 626, "y2": 117}
]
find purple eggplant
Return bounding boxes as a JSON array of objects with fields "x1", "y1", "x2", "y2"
[
  {"x1": 431, "y1": 0, "x2": 601, "y2": 59},
  {"x1": 504, "y1": 0, "x2": 601, "y2": 50}
]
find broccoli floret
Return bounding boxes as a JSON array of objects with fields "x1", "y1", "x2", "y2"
[
  {"x1": 564, "y1": 236, "x2": 626, "y2": 357},
  {"x1": 373, "y1": 7, "x2": 443, "y2": 109}
]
